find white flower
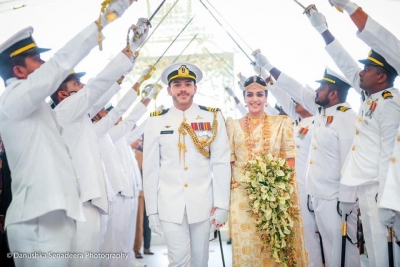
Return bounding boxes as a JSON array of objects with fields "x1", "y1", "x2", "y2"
[{"x1": 276, "y1": 169, "x2": 285, "y2": 177}]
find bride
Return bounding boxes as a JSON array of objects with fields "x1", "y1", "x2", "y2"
[{"x1": 226, "y1": 75, "x2": 308, "y2": 266}]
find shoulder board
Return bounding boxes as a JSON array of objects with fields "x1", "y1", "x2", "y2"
[
  {"x1": 382, "y1": 90, "x2": 393, "y2": 99},
  {"x1": 199, "y1": 105, "x2": 220, "y2": 112},
  {"x1": 336, "y1": 106, "x2": 351, "y2": 112},
  {"x1": 150, "y1": 108, "x2": 169, "y2": 117}
]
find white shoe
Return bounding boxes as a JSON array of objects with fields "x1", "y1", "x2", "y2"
[{"x1": 131, "y1": 260, "x2": 146, "y2": 267}]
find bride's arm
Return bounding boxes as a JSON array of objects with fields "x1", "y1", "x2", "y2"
[{"x1": 225, "y1": 117, "x2": 236, "y2": 164}]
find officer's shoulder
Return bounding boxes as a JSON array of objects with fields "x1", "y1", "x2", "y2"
[
  {"x1": 382, "y1": 90, "x2": 395, "y2": 100},
  {"x1": 199, "y1": 105, "x2": 220, "y2": 112},
  {"x1": 150, "y1": 108, "x2": 169, "y2": 117},
  {"x1": 336, "y1": 106, "x2": 351, "y2": 113}
]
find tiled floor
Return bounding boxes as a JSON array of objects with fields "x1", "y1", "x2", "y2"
[
  {"x1": 135, "y1": 240, "x2": 232, "y2": 267},
  {"x1": 136, "y1": 243, "x2": 370, "y2": 267}
]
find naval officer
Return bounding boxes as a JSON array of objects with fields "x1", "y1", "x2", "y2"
[{"x1": 143, "y1": 62, "x2": 231, "y2": 267}]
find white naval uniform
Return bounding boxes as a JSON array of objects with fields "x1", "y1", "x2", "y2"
[
  {"x1": 143, "y1": 103, "x2": 231, "y2": 267},
  {"x1": 326, "y1": 38, "x2": 400, "y2": 266},
  {"x1": 54, "y1": 52, "x2": 133, "y2": 266},
  {"x1": 357, "y1": 17, "x2": 400, "y2": 218},
  {"x1": 0, "y1": 24, "x2": 102, "y2": 267},
  {"x1": 93, "y1": 88, "x2": 138, "y2": 267},
  {"x1": 269, "y1": 83, "x2": 322, "y2": 266},
  {"x1": 275, "y1": 72, "x2": 360, "y2": 267},
  {"x1": 109, "y1": 102, "x2": 147, "y2": 264}
]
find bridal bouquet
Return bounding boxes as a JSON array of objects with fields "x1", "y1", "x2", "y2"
[{"x1": 242, "y1": 153, "x2": 298, "y2": 266}]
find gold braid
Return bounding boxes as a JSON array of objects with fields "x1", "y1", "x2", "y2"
[
  {"x1": 178, "y1": 111, "x2": 219, "y2": 169},
  {"x1": 97, "y1": 0, "x2": 113, "y2": 50}
]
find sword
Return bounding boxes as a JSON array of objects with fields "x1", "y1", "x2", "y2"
[
  {"x1": 196, "y1": 38, "x2": 234, "y2": 78},
  {"x1": 218, "y1": 230, "x2": 226, "y2": 267},
  {"x1": 130, "y1": 0, "x2": 179, "y2": 54},
  {"x1": 317, "y1": 231, "x2": 326, "y2": 267},
  {"x1": 388, "y1": 227, "x2": 394, "y2": 267},
  {"x1": 138, "y1": 16, "x2": 195, "y2": 97},
  {"x1": 341, "y1": 214, "x2": 347, "y2": 267},
  {"x1": 293, "y1": 0, "x2": 317, "y2": 16},
  {"x1": 198, "y1": 0, "x2": 253, "y2": 63},
  {"x1": 204, "y1": 0, "x2": 253, "y2": 52}
]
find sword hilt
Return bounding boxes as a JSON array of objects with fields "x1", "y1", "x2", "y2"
[
  {"x1": 303, "y1": 4, "x2": 317, "y2": 16},
  {"x1": 137, "y1": 65, "x2": 156, "y2": 96},
  {"x1": 388, "y1": 227, "x2": 393, "y2": 242}
]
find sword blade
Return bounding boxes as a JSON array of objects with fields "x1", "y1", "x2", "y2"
[
  {"x1": 149, "y1": 0, "x2": 167, "y2": 22},
  {"x1": 199, "y1": 0, "x2": 253, "y2": 63},
  {"x1": 153, "y1": 16, "x2": 196, "y2": 67},
  {"x1": 293, "y1": 0, "x2": 307, "y2": 10},
  {"x1": 138, "y1": 0, "x2": 180, "y2": 50}
]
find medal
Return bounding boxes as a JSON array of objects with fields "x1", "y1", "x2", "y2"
[
  {"x1": 365, "y1": 101, "x2": 377, "y2": 119},
  {"x1": 325, "y1": 116, "x2": 333, "y2": 127}
]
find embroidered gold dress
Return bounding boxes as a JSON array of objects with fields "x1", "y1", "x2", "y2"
[{"x1": 226, "y1": 115, "x2": 308, "y2": 267}]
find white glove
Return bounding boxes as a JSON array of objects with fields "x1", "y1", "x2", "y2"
[
  {"x1": 130, "y1": 18, "x2": 150, "y2": 51},
  {"x1": 252, "y1": 50, "x2": 274, "y2": 72},
  {"x1": 101, "y1": 0, "x2": 134, "y2": 28},
  {"x1": 143, "y1": 84, "x2": 158, "y2": 99},
  {"x1": 137, "y1": 66, "x2": 153, "y2": 84},
  {"x1": 213, "y1": 208, "x2": 229, "y2": 225},
  {"x1": 237, "y1": 73, "x2": 248, "y2": 85},
  {"x1": 308, "y1": 9, "x2": 328, "y2": 34},
  {"x1": 149, "y1": 214, "x2": 163, "y2": 236},
  {"x1": 224, "y1": 87, "x2": 235, "y2": 97},
  {"x1": 252, "y1": 63, "x2": 269, "y2": 79},
  {"x1": 339, "y1": 201, "x2": 354, "y2": 216},
  {"x1": 379, "y1": 208, "x2": 396, "y2": 228},
  {"x1": 329, "y1": 0, "x2": 358, "y2": 15}
]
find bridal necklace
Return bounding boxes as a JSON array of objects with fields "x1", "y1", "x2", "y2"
[{"x1": 244, "y1": 113, "x2": 271, "y2": 159}]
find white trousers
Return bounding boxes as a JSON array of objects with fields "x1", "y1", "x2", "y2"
[
  {"x1": 161, "y1": 215, "x2": 211, "y2": 267},
  {"x1": 358, "y1": 183, "x2": 400, "y2": 267},
  {"x1": 71, "y1": 201, "x2": 102, "y2": 267},
  {"x1": 7, "y1": 210, "x2": 75, "y2": 267},
  {"x1": 101, "y1": 194, "x2": 137, "y2": 267},
  {"x1": 299, "y1": 192, "x2": 323, "y2": 267},
  {"x1": 312, "y1": 197, "x2": 360, "y2": 267}
]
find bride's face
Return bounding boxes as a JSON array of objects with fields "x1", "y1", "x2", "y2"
[{"x1": 245, "y1": 85, "x2": 267, "y2": 115}]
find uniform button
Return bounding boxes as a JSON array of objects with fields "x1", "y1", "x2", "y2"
[
  {"x1": 397, "y1": 136, "x2": 400, "y2": 142},
  {"x1": 313, "y1": 145, "x2": 316, "y2": 150},
  {"x1": 355, "y1": 130, "x2": 359, "y2": 135},
  {"x1": 77, "y1": 176, "x2": 80, "y2": 180},
  {"x1": 358, "y1": 118, "x2": 363, "y2": 123},
  {"x1": 184, "y1": 166, "x2": 188, "y2": 171},
  {"x1": 309, "y1": 160, "x2": 313, "y2": 164},
  {"x1": 366, "y1": 100, "x2": 372, "y2": 105},
  {"x1": 184, "y1": 183, "x2": 188, "y2": 187},
  {"x1": 391, "y1": 157, "x2": 396, "y2": 163},
  {"x1": 69, "y1": 154, "x2": 73, "y2": 159},
  {"x1": 314, "y1": 134, "x2": 317, "y2": 139},
  {"x1": 318, "y1": 123, "x2": 321, "y2": 127},
  {"x1": 352, "y1": 146, "x2": 356, "y2": 151}
]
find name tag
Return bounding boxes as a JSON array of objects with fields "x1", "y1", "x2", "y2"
[{"x1": 160, "y1": 130, "x2": 174, "y2": 134}]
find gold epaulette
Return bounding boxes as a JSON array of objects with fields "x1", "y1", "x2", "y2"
[
  {"x1": 150, "y1": 108, "x2": 169, "y2": 117},
  {"x1": 337, "y1": 106, "x2": 351, "y2": 112},
  {"x1": 382, "y1": 90, "x2": 393, "y2": 99},
  {"x1": 199, "y1": 105, "x2": 220, "y2": 112}
]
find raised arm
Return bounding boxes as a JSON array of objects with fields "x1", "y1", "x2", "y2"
[
  {"x1": 253, "y1": 50, "x2": 318, "y2": 115},
  {"x1": 306, "y1": 8, "x2": 362, "y2": 95}
]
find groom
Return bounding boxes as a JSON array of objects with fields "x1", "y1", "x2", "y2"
[{"x1": 143, "y1": 62, "x2": 231, "y2": 267}]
